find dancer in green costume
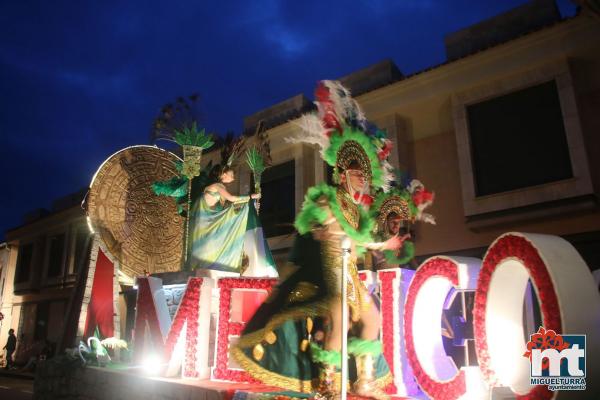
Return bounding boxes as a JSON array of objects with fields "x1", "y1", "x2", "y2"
[
  {"x1": 187, "y1": 165, "x2": 264, "y2": 274},
  {"x1": 152, "y1": 128, "x2": 277, "y2": 277},
  {"x1": 232, "y1": 81, "x2": 408, "y2": 399}
]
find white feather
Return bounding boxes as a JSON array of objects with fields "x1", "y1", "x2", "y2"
[
  {"x1": 287, "y1": 114, "x2": 329, "y2": 155},
  {"x1": 418, "y1": 212, "x2": 436, "y2": 225},
  {"x1": 408, "y1": 179, "x2": 424, "y2": 194},
  {"x1": 381, "y1": 160, "x2": 395, "y2": 192},
  {"x1": 322, "y1": 81, "x2": 367, "y2": 128}
]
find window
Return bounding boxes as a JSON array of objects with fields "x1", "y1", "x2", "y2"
[
  {"x1": 47, "y1": 233, "x2": 65, "y2": 278},
  {"x1": 254, "y1": 160, "x2": 295, "y2": 237},
  {"x1": 452, "y1": 60, "x2": 593, "y2": 221},
  {"x1": 467, "y1": 81, "x2": 572, "y2": 197},
  {"x1": 14, "y1": 243, "x2": 34, "y2": 284}
]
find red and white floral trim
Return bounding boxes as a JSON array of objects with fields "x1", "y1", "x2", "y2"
[
  {"x1": 379, "y1": 270, "x2": 398, "y2": 394},
  {"x1": 213, "y1": 277, "x2": 277, "y2": 382},
  {"x1": 404, "y1": 257, "x2": 466, "y2": 400},
  {"x1": 473, "y1": 234, "x2": 558, "y2": 400},
  {"x1": 163, "y1": 277, "x2": 203, "y2": 378}
]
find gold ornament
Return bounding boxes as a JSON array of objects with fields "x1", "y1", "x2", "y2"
[
  {"x1": 87, "y1": 146, "x2": 184, "y2": 277},
  {"x1": 253, "y1": 344, "x2": 265, "y2": 361},
  {"x1": 336, "y1": 140, "x2": 372, "y2": 182},
  {"x1": 376, "y1": 195, "x2": 411, "y2": 235},
  {"x1": 336, "y1": 189, "x2": 360, "y2": 229},
  {"x1": 265, "y1": 331, "x2": 277, "y2": 345},
  {"x1": 181, "y1": 145, "x2": 203, "y2": 178},
  {"x1": 300, "y1": 339, "x2": 309, "y2": 352}
]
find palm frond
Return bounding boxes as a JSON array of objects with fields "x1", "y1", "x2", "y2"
[
  {"x1": 174, "y1": 122, "x2": 214, "y2": 149},
  {"x1": 246, "y1": 146, "x2": 266, "y2": 176}
]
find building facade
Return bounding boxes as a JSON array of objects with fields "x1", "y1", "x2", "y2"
[{"x1": 0, "y1": 191, "x2": 91, "y2": 361}]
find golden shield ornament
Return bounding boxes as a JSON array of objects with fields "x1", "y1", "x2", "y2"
[{"x1": 87, "y1": 145, "x2": 184, "y2": 277}]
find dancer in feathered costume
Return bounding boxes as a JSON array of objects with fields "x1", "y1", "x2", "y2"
[
  {"x1": 232, "y1": 81, "x2": 407, "y2": 399},
  {"x1": 370, "y1": 180, "x2": 436, "y2": 270}
]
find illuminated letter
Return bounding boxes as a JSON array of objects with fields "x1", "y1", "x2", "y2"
[
  {"x1": 212, "y1": 277, "x2": 277, "y2": 382},
  {"x1": 473, "y1": 233, "x2": 600, "y2": 398},
  {"x1": 404, "y1": 257, "x2": 485, "y2": 399}
]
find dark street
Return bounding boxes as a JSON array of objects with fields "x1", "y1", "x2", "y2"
[{"x1": 0, "y1": 376, "x2": 33, "y2": 400}]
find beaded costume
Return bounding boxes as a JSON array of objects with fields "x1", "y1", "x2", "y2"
[{"x1": 232, "y1": 81, "x2": 397, "y2": 398}]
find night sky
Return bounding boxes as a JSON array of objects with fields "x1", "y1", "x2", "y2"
[{"x1": 0, "y1": 0, "x2": 576, "y2": 240}]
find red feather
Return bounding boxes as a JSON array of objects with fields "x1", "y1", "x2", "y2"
[
  {"x1": 315, "y1": 82, "x2": 342, "y2": 134},
  {"x1": 315, "y1": 82, "x2": 331, "y2": 103},
  {"x1": 412, "y1": 188, "x2": 434, "y2": 207},
  {"x1": 378, "y1": 140, "x2": 393, "y2": 161}
]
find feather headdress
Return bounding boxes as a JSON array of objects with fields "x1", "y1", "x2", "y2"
[{"x1": 290, "y1": 80, "x2": 394, "y2": 191}]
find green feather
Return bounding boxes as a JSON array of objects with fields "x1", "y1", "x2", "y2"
[
  {"x1": 383, "y1": 241, "x2": 415, "y2": 265},
  {"x1": 152, "y1": 176, "x2": 188, "y2": 198},
  {"x1": 310, "y1": 343, "x2": 342, "y2": 367},
  {"x1": 294, "y1": 183, "x2": 374, "y2": 254},
  {"x1": 370, "y1": 188, "x2": 415, "y2": 221},
  {"x1": 347, "y1": 338, "x2": 383, "y2": 356}
]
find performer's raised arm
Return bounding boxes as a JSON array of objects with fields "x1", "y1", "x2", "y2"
[
  {"x1": 369, "y1": 180, "x2": 436, "y2": 270},
  {"x1": 214, "y1": 183, "x2": 260, "y2": 204},
  {"x1": 363, "y1": 233, "x2": 410, "y2": 251},
  {"x1": 203, "y1": 167, "x2": 260, "y2": 207}
]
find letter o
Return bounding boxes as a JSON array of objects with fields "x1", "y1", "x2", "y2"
[{"x1": 473, "y1": 233, "x2": 600, "y2": 398}]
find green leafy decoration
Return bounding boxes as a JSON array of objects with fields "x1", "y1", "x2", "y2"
[
  {"x1": 246, "y1": 146, "x2": 265, "y2": 190},
  {"x1": 246, "y1": 146, "x2": 266, "y2": 176},
  {"x1": 174, "y1": 121, "x2": 214, "y2": 149},
  {"x1": 152, "y1": 176, "x2": 188, "y2": 198},
  {"x1": 152, "y1": 160, "x2": 213, "y2": 215}
]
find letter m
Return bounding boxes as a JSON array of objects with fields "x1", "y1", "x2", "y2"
[{"x1": 133, "y1": 276, "x2": 213, "y2": 378}]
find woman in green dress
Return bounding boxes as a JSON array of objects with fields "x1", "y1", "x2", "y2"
[{"x1": 187, "y1": 165, "x2": 264, "y2": 276}]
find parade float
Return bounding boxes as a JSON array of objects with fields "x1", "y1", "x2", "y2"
[{"x1": 44, "y1": 95, "x2": 600, "y2": 399}]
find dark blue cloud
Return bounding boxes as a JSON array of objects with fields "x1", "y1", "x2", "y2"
[{"x1": 0, "y1": 0, "x2": 576, "y2": 240}]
